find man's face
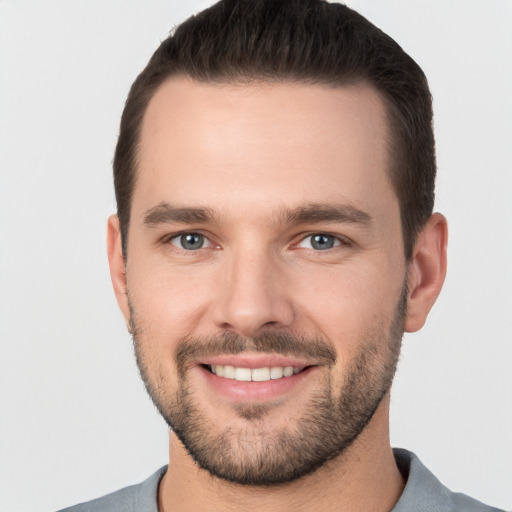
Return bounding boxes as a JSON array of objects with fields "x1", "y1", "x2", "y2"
[{"x1": 120, "y1": 79, "x2": 408, "y2": 484}]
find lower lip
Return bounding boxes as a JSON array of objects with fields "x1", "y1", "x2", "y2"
[{"x1": 197, "y1": 365, "x2": 317, "y2": 402}]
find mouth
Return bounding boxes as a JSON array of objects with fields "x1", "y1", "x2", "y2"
[
  {"x1": 196, "y1": 355, "x2": 319, "y2": 402},
  {"x1": 204, "y1": 364, "x2": 307, "y2": 382}
]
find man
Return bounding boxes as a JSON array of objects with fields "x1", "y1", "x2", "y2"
[{"x1": 59, "y1": 0, "x2": 504, "y2": 510}]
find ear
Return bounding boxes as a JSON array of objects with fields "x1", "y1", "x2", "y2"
[
  {"x1": 107, "y1": 215, "x2": 131, "y2": 327},
  {"x1": 405, "y1": 213, "x2": 448, "y2": 332}
]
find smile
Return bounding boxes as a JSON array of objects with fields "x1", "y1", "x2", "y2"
[{"x1": 208, "y1": 364, "x2": 304, "y2": 382}]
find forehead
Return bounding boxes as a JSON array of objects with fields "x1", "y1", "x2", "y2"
[{"x1": 135, "y1": 78, "x2": 396, "y2": 223}]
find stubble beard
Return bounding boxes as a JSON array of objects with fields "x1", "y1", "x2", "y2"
[{"x1": 130, "y1": 286, "x2": 406, "y2": 486}]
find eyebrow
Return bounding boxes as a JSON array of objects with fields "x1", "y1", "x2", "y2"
[
  {"x1": 143, "y1": 202, "x2": 216, "y2": 226},
  {"x1": 142, "y1": 201, "x2": 372, "y2": 228},
  {"x1": 282, "y1": 203, "x2": 373, "y2": 227}
]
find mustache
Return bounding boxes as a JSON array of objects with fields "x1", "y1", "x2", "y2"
[{"x1": 175, "y1": 331, "x2": 337, "y2": 375}]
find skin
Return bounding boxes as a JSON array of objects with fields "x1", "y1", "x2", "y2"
[{"x1": 107, "y1": 78, "x2": 447, "y2": 512}]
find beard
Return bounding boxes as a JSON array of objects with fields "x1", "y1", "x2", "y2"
[{"x1": 130, "y1": 285, "x2": 406, "y2": 486}]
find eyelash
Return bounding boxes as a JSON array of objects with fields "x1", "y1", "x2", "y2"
[
  {"x1": 165, "y1": 232, "x2": 213, "y2": 251},
  {"x1": 163, "y1": 232, "x2": 350, "y2": 252},
  {"x1": 295, "y1": 233, "x2": 348, "y2": 251}
]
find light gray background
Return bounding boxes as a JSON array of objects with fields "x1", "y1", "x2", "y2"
[{"x1": 1, "y1": 1, "x2": 511, "y2": 511}]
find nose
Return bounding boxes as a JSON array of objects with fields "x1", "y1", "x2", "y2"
[{"x1": 212, "y1": 246, "x2": 295, "y2": 337}]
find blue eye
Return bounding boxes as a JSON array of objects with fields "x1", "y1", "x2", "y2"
[
  {"x1": 170, "y1": 233, "x2": 210, "y2": 250},
  {"x1": 299, "y1": 234, "x2": 341, "y2": 250}
]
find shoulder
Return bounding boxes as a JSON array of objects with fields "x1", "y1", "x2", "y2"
[
  {"x1": 393, "y1": 448, "x2": 505, "y2": 512},
  {"x1": 56, "y1": 466, "x2": 167, "y2": 512}
]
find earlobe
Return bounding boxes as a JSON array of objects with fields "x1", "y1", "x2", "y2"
[
  {"x1": 107, "y1": 215, "x2": 131, "y2": 326},
  {"x1": 404, "y1": 213, "x2": 448, "y2": 333}
]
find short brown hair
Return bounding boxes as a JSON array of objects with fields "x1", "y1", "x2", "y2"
[{"x1": 114, "y1": 0, "x2": 436, "y2": 259}]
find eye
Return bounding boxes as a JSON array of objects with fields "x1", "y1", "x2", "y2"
[
  {"x1": 298, "y1": 234, "x2": 342, "y2": 251},
  {"x1": 169, "y1": 233, "x2": 211, "y2": 250}
]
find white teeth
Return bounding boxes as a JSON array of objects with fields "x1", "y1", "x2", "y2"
[
  {"x1": 283, "y1": 366, "x2": 294, "y2": 377},
  {"x1": 224, "y1": 365, "x2": 235, "y2": 379},
  {"x1": 252, "y1": 367, "x2": 271, "y2": 381},
  {"x1": 234, "y1": 367, "x2": 252, "y2": 381},
  {"x1": 270, "y1": 367, "x2": 284, "y2": 379},
  {"x1": 209, "y1": 364, "x2": 304, "y2": 381}
]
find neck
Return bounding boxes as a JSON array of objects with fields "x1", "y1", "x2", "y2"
[{"x1": 158, "y1": 396, "x2": 404, "y2": 512}]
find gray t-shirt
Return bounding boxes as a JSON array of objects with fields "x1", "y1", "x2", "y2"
[{"x1": 57, "y1": 449, "x2": 505, "y2": 511}]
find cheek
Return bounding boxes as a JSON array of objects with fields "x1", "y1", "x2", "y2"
[
  {"x1": 288, "y1": 262, "x2": 404, "y2": 351},
  {"x1": 126, "y1": 259, "x2": 215, "y2": 344},
  {"x1": 294, "y1": 268, "x2": 405, "y2": 396}
]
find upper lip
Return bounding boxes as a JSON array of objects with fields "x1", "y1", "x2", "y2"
[{"x1": 199, "y1": 353, "x2": 313, "y2": 369}]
